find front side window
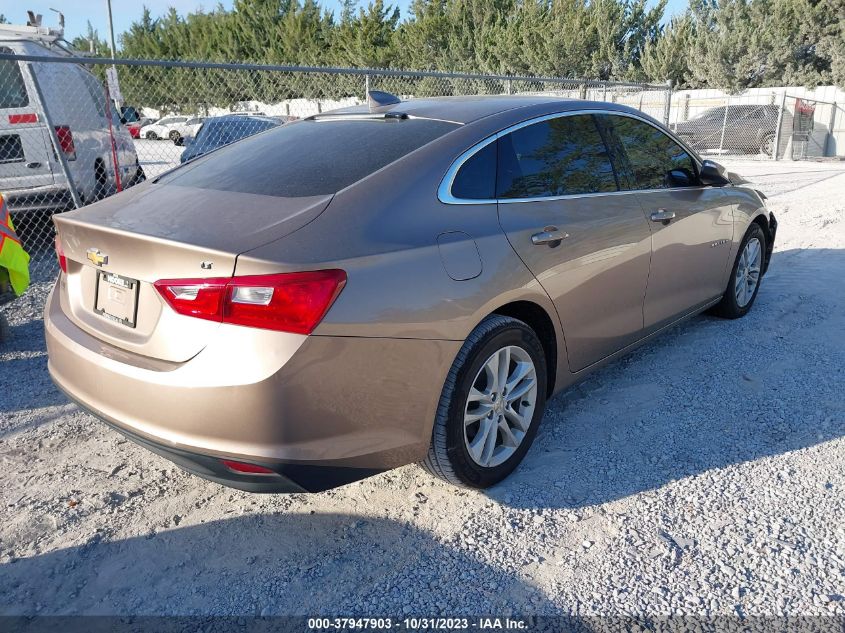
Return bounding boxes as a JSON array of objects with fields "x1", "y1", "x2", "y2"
[
  {"x1": 496, "y1": 114, "x2": 617, "y2": 199},
  {"x1": 606, "y1": 115, "x2": 698, "y2": 190},
  {"x1": 0, "y1": 49, "x2": 29, "y2": 109}
]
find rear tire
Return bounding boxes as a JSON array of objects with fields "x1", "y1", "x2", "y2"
[
  {"x1": 169, "y1": 130, "x2": 181, "y2": 142},
  {"x1": 710, "y1": 223, "x2": 767, "y2": 319},
  {"x1": 93, "y1": 160, "x2": 109, "y2": 201},
  {"x1": 760, "y1": 133, "x2": 776, "y2": 157},
  {"x1": 422, "y1": 315, "x2": 548, "y2": 488}
]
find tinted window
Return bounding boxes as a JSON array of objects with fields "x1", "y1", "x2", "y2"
[
  {"x1": 165, "y1": 118, "x2": 458, "y2": 197},
  {"x1": 0, "y1": 135, "x2": 24, "y2": 163},
  {"x1": 121, "y1": 106, "x2": 140, "y2": 123},
  {"x1": 608, "y1": 115, "x2": 698, "y2": 190},
  {"x1": 451, "y1": 141, "x2": 496, "y2": 200},
  {"x1": 698, "y1": 107, "x2": 725, "y2": 121},
  {"x1": 194, "y1": 118, "x2": 277, "y2": 149},
  {"x1": 496, "y1": 115, "x2": 617, "y2": 199},
  {"x1": 0, "y1": 49, "x2": 29, "y2": 109}
]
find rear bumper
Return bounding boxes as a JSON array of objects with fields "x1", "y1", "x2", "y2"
[
  {"x1": 4, "y1": 186, "x2": 75, "y2": 215},
  {"x1": 58, "y1": 391, "x2": 381, "y2": 493},
  {"x1": 45, "y1": 281, "x2": 460, "y2": 492}
]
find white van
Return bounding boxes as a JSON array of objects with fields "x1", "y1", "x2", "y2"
[{"x1": 0, "y1": 21, "x2": 143, "y2": 214}]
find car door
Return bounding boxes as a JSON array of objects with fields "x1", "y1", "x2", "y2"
[
  {"x1": 495, "y1": 113, "x2": 652, "y2": 372},
  {"x1": 0, "y1": 49, "x2": 56, "y2": 193},
  {"x1": 601, "y1": 113, "x2": 734, "y2": 331}
]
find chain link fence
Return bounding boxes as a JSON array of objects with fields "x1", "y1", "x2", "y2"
[
  {"x1": 668, "y1": 89, "x2": 845, "y2": 162},
  {"x1": 0, "y1": 52, "x2": 671, "y2": 287}
]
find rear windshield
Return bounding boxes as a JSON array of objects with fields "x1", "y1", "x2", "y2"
[
  {"x1": 195, "y1": 118, "x2": 278, "y2": 148},
  {"x1": 162, "y1": 117, "x2": 458, "y2": 197}
]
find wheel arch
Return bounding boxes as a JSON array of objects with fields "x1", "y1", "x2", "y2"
[
  {"x1": 751, "y1": 211, "x2": 775, "y2": 274},
  {"x1": 489, "y1": 300, "x2": 558, "y2": 398}
]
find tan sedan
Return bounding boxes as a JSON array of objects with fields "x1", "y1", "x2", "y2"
[{"x1": 46, "y1": 94, "x2": 776, "y2": 492}]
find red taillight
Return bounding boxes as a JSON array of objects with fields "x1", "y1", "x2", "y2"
[
  {"x1": 154, "y1": 270, "x2": 346, "y2": 335},
  {"x1": 221, "y1": 460, "x2": 276, "y2": 475},
  {"x1": 8, "y1": 113, "x2": 38, "y2": 124},
  {"x1": 54, "y1": 234, "x2": 67, "y2": 273},
  {"x1": 54, "y1": 126, "x2": 76, "y2": 160}
]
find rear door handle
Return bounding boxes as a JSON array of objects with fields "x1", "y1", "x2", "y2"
[
  {"x1": 650, "y1": 209, "x2": 676, "y2": 223},
  {"x1": 26, "y1": 162, "x2": 42, "y2": 169},
  {"x1": 531, "y1": 227, "x2": 569, "y2": 246}
]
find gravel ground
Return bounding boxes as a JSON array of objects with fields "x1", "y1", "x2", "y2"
[{"x1": 1, "y1": 159, "x2": 844, "y2": 620}]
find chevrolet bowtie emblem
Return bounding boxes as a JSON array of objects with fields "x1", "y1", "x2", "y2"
[{"x1": 86, "y1": 248, "x2": 108, "y2": 267}]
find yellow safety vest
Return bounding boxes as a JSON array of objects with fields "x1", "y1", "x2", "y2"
[{"x1": 0, "y1": 193, "x2": 30, "y2": 296}]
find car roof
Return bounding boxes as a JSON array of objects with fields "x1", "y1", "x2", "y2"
[
  {"x1": 206, "y1": 114, "x2": 280, "y2": 123},
  {"x1": 329, "y1": 95, "x2": 647, "y2": 125}
]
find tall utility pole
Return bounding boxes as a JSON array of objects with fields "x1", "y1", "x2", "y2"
[
  {"x1": 106, "y1": 0, "x2": 117, "y2": 59},
  {"x1": 104, "y1": 0, "x2": 123, "y2": 108}
]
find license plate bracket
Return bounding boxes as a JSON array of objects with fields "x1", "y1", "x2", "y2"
[{"x1": 94, "y1": 271, "x2": 140, "y2": 328}]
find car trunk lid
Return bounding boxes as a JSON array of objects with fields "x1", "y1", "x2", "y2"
[{"x1": 54, "y1": 182, "x2": 333, "y2": 362}]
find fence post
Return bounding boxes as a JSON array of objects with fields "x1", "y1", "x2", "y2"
[
  {"x1": 718, "y1": 96, "x2": 730, "y2": 154},
  {"x1": 579, "y1": 81, "x2": 587, "y2": 100},
  {"x1": 824, "y1": 101, "x2": 838, "y2": 157},
  {"x1": 662, "y1": 79, "x2": 672, "y2": 125},
  {"x1": 773, "y1": 91, "x2": 787, "y2": 161},
  {"x1": 26, "y1": 64, "x2": 82, "y2": 209},
  {"x1": 365, "y1": 73, "x2": 370, "y2": 99},
  {"x1": 506, "y1": 78, "x2": 512, "y2": 96}
]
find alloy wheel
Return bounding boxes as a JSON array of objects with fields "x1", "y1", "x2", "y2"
[
  {"x1": 463, "y1": 345, "x2": 538, "y2": 468},
  {"x1": 735, "y1": 237, "x2": 762, "y2": 308}
]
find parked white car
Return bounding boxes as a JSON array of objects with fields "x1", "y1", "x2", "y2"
[
  {"x1": 0, "y1": 21, "x2": 143, "y2": 213},
  {"x1": 139, "y1": 116, "x2": 189, "y2": 141},
  {"x1": 171, "y1": 116, "x2": 205, "y2": 144}
]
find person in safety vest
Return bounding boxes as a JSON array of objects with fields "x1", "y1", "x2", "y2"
[{"x1": 0, "y1": 192, "x2": 30, "y2": 298}]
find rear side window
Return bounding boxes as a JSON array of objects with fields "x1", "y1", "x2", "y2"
[
  {"x1": 0, "y1": 49, "x2": 29, "y2": 109},
  {"x1": 496, "y1": 114, "x2": 617, "y2": 199},
  {"x1": 0, "y1": 135, "x2": 24, "y2": 163},
  {"x1": 451, "y1": 141, "x2": 496, "y2": 200},
  {"x1": 79, "y1": 70, "x2": 107, "y2": 118},
  {"x1": 165, "y1": 118, "x2": 459, "y2": 197},
  {"x1": 607, "y1": 115, "x2": 698, "y2": 190}
]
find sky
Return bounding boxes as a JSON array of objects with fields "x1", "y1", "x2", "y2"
[{"x1": 5, "y1": 0, "x2": 688, "y2": 49}]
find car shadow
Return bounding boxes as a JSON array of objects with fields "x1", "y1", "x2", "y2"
[
  {"x1": 488, "y1": 247, "x2": 845, "y2": 509},
  {"x1": 0, "y1": 512, "x2": 567, "y2": 621}
]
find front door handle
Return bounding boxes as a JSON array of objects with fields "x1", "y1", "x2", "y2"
[
  {"x1": 531, "y1": 227, "x2": 569, "y2": 246},
  {"x1": 650, "y1": 209, "x2": 676, "y2": 223},
  {"x1": 26, "y1": 162, "x2": 42, "y2": 169}
]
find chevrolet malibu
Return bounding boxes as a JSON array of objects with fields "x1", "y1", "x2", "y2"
[{"x1": 46, "y1": 95, "x2": 776, "y2": 493}]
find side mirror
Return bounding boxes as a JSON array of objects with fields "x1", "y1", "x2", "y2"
[{"x1": 699, "y1": 160, "x2": 730, "y2": 186}]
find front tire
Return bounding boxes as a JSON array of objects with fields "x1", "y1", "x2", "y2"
[
  {"x1": 145, "y1": 131, "x2": 158, "y2": 140},
  {"x1": 423, "y1": 315, "x2": 548, "y2": 488},
  {"x1": 710, "y1": 223, "x2": 767, "y2": 319}
]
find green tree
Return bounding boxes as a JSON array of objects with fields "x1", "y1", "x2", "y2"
[{"x1": 70, "y1": 21, "x2": 111, "y2": 56}]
